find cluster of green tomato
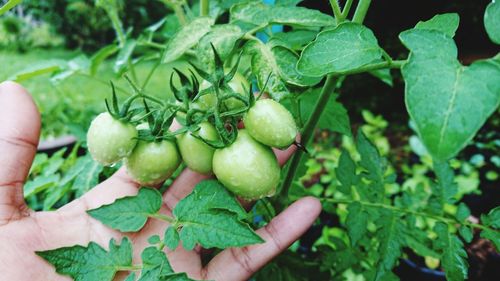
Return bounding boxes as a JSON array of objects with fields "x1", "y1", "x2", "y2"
[{"x1": 87, "y1": 70, "x2": 298, "y2": 200}]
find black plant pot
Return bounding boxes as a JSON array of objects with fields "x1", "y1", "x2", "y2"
[{"x1": 395, "y1": 259, "x2": 446, "y2": 281}]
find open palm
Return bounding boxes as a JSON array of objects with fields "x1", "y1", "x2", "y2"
[{"x1": 0, "y1": 81, "x2": 322, "y2": 281}]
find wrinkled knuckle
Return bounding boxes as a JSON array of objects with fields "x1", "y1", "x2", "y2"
[
  {"x1": 230, "y1": 247, "x2": 255, "y2": 276},
  {"x1": 264, "y1": 221, "x2": 284, "y2": 251}
]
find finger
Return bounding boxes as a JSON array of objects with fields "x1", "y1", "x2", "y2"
[
  {"x1": 203, "y1": 197, "x2": 321, "y2": 281},
  {"x1": 0, "y1": 81, "x2": 40, "y2": 224}
]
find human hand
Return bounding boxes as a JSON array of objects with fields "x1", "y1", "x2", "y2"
[{"x1": 0, "y1": 81, "x2": 322, "y2": 281}]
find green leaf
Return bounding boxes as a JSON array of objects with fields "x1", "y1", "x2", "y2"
[
  {"x1": 374, "y1": 210, "x2": 405, "y2": 281},
  {"x1": 270, "y1": 30, "x2": 317, "y2": 51},
  {"x1": 43, "y1": 183, "x2": 72, "y2": 210},
  {"x1": 455, "y1": 203, "x2": 471, "y2": 221},
  {"x1": 346, "y1": 202, "x2": 368, "y2": 246},
  {"x1": 87, "y1": 188, "x2": 163, "y2": 232},
  {"x1": 162, "y1": 17, "x2": 215, "y2": 63},
  {"x1": 369, "y1": 68, "x2": 393, "y2": 87},
  {"x1": 197, "y1": 24, "x2": 242, "y2": 71},
  {"x1": 318, "y1": 97, "x2": 352, "y2": 136},
  {"x1": 429, "y1": 161, "x2": 458, "y2": 214},
  {"x1": 484, "y1": 1, "x2": 500, "y2": 44},
  {"x1": 91, "y1": 44, "x2": 119, "y2": 76},
  {"x1": 24, "y1": 174, "x2": 60, "y2": 198},
  {"x1": 73, "y1": 156, "x2": 103, "y2": 197},
  {"x1": 481, "y1": 206, "x2": 500, "y2": 229},
  {"x1": 36, "y1": 238, "x2": 133, "y2": 281},
  {"x1": 114, "y1": 40, "x2": 137, "y2": 73},
  {"x1": 0, "y1": 0, "x2": 21, "y2": 16},
  {"x1": 415, "y1": 13, "x2": 460, "y2": 37},
  {"x1": 434, "y1": 222, "x2": 468, "y2": 281},
  {"x1": 336, "y1": 150, "x2": 358, "y2": 194},
  {"x1": 8, "y1": 60, "x2": 66, "y2": 81},
  {"x1": 356, "y1": 130, "x2": 386, "y2": 201},
  {"x1": 271, "y1": 45, "x2": 321, "y2": 87},
  {"x1": 138, "y1": 247, "x2": 174, "y2": 281},
  {"x1": 400, "y1": 28, "x2": 500, "y2": 160},
  {"x1": 246, "y1": 39, "x2": 290, "y2": 100},
  {"x1": 164, "y1": 226, "x2": 180, "y2": 250},
  {"x1": 297, "y1": 23, "x2": 384, "y2": 77},
  {"x1": 230, "y1": 2, "x2": 334, "y2": 28},
  {"x1": 147, "y1": 235, "x2": 161, "y2": 245},
  {"x1": 458, "y1": 226, "x2": 473, "y2": 243},
  {"x1": 125, "y1": 273, "x2": 136, "y2": 281},
  {"x1": 172, "y1": 180, "x2": 262, "y2": 250},
  {"x1": 480, "y1": 229, "x2": 500, "y2": 251}
]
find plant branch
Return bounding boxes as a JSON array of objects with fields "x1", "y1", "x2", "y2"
[
  {"x1": 352, "y1": 0, "x2": 372, "y2": 24},
  {"x1": 338, "y1": 59, "x2": 405, "y2": 75},
  {"x1": 321, "y1": 198, "x2": 495, "y2": 232},
  {"x1": 329, "y1": 0, "x2": 343, "y2": 24},
  {"x1": 342, "y1": 0, "x2": 354, "y2": 18},
  {"x1": 278, "y1": 76, "x2": 340, "y2": 205},
  {"x1": 149, "y1": 213, "x2": 176, "y2": 223},
  {"x1": 115, "y1": 265, "x2": 143, "y2": 271},
  {"x1": 200, "y1": 0, "x2": 209, "y2": 16}
]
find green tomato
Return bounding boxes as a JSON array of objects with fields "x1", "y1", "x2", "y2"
[
  {"x1": 196, "y1": 72, "x2": 250, "y2": 111},
  {"x1": 177, "y1": 122, "x2": 219, "y2": 174},
  {"x1": 125, "y1": 140, "x2": 181, "y2": 186},
  {"x1": 213, "y1": 130, "x2": 280, "y2": 199},
  {"x1": 87, "y1": 112, "x2": 138, "y2": 166},
  {"x1": 244, "y1": 99, "x2": 298, "y2": 148}
]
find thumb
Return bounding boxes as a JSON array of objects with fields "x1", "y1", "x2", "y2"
[{"x1": 0, "y1": 81, "x2": 40, "y2": 225}]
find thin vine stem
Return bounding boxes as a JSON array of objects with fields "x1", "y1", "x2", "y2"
[
  {"x1": 149, "y1": 213, "x2": 176, "y2": 223},
  {"x1": 342, "y1": 0, "x2": 354, "y2": 18},
  {"x1": 115, "y1": 265, "x2": 143, "y2": 271},
  {"x1": 321, "y1": 198, "x2": 495, "y2": 232},
  {"x1": 329, "y1": 0, "x2": 343, "y2": 24},
  {"x1": 352, "y1": 0, "x2": 372, "y2": 24},
  {"x1": 200, "y1": 0, "x2": 209, "y2": 16}
]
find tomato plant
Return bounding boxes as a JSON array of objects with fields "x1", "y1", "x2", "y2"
[{"x1": 25, "y1": 0, "x2": 499, "y2": 281}]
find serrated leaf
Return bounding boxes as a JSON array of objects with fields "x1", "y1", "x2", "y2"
[
  {"x1": 230, "y1": 2, "x2": 334, "y2": 28},
  {"x1": 356, "y1": 130, "x2": 386, "y2": 201},
  {"x1": 197, "y1": 24, "x2": 242, "y2": 71},
  {"x1": 455, "y1": 203, "x2": 471, "y2": 221},
  {"x1": 8, "y1": 60, "x2": 66, "y2": 81},
  {"x1": 480, "y1": 229, "x2": 500, "y2": 251},
  {"x1": 271, "y1": 45, "x2": 321, "y2": 87},
  {"x1": 246, "y1": 39, "x2": 290, "y2": 100},
  {"x1": 484, "y1": 1, "x2": 500, "y2": 44},
  {"x1": 271, "y1": 29, "x2": 317, "y2": 51},
  {"x1": 73, "y1": 156, "x2": 103, "y2": 197},
  {"x1": 458, "y1": 226, "x2": 473, "y2": 243},
  {"x1": 369, "y1": 68, "x2": 393, "y2": 87},
  {"x1": 374, "y1": 210, "x2": 405, "y2": 281},
  {"x1": 336, "y1": 150, "x2": 358, "y2": 194},
  {"x1": 164, "y1": 226, "x2": 180, "y2": 250},
  {"x1": 91, "y1": 44, "x2": 119, "y2": 76},
  {"x1": 481, "y1": 206, "x2": 500, "y2": 228},
  {"x1": 415, "y1": 13, "x2": 460, "y2": 37},
  {"x1": 172, "y1": 180, "x2": 262, "y2": 250},
  {"x1": 36, "y1": 238, "x2": 132, "y2": 281},
  {"x1": 147, "y1": 235, "x2": 161, "y2": 245},
  {"x1": 318, "y1": 97, "x2": 351, "y2": 136},
  {"x1": 434, "y1": 222, "x2": 468, "y2": 281},
  {"x1": 163, "y1": 17, "x2": 215, "y2": 63},
  {"x1": 399, "y1": 28, "x2": 500, "y2": 160},
  {"x1": 429, "y1": 161, "x2": 458, "y2": 214},
  {"x1": 43, "y1": 183, "x2": 72, "y2": 210},
  {"x1": 24, "y1": 174, "x2": 60, "y2": 198},
  {"x1": 114, "y1": 40, "x2": 137, "y2": 73},
  {"x1": 346, "y1": 202, "x2": 368, "y2": 246},
  {"x1": 87, "y1": 188, "x2": 163, "y2": 232},
  {"x1": 297, "y1": 23, "x2": 384, "y2": 77},
  {"x1": 138, "y1": 247, "x2": 174, "y2": 281}
]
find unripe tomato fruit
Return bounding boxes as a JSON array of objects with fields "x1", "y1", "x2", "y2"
[
  {"x1": 177, "y1": 122, "x2": 219, "y2": 174},
  {"x1": 212, "y1": 130, "x2": 280, "y2": 199},
  {"x1": 244, "y1": 99, "x2": 297, "y2": 148},
  {"x1": 125, "y1": 140, "x2": 181, "y2": 186},
  {"x1": 87, "y1": 112, "x2": 138, "y2": 166},
  {"x1": 196, "y1": 72, "x2": 250, "y2": 111}
]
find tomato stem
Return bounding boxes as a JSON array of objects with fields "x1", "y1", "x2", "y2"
[
  {"x1": 321, "y1": 198, "x2": 494, "y2": 232},
  {"x1": 342, "y1": 0, "x2": 354, "y2": 19},
  {"x1": 200, "y1": 0, "x2": 209, "y2": 16},
  {"x1": 329, "y1": 0, "x2": 343, "y2": 25},
  {"x1": 352, "y1": 0, "x2": 372, "y2": 24},
  {"x1": 149, "y1": 213, "x2": 176, "y2": 223}
]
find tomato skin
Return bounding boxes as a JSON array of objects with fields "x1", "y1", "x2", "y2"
[
  {"x1": 244, "y1": 99, "x2": 297, "y2": 148},
  {"x1": 125, "y1": 140, "x2": 181, "y2": 186},
  {"x1": 177, "y1": 122, "x2": 219, "y2": 174},
  {"x1": 196, "y1": 72, "x2": 250, "y2": 111},
  {"x1": 212, "y1": 130, "x2": 280, "y2": 199},
  {"x1": 87, "y1": 112, "x2": 138, "y2": 166}
]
